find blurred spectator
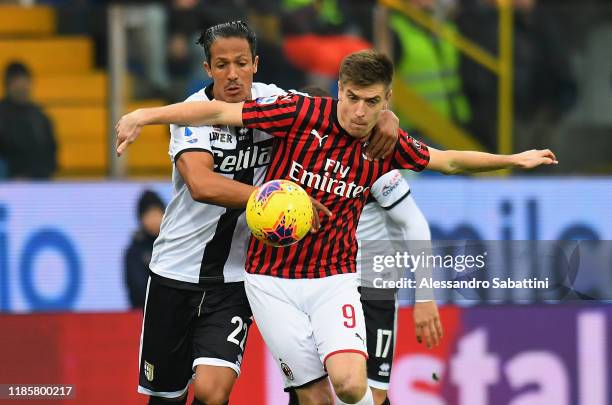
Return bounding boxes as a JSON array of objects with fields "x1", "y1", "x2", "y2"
[
  {"x1": 242, "y1": 0, "x2": 308, "y2": 90},
  {"x1": 0, "y1": 62, "x2": 57, "y2": 180},
  {"x1": 389, "y1": 0, "x2": 471, "y2": 132},
  {"x1": 122, "y1": 0, "x2": 169, "y2": 98},
  {"x1": 280, "y1": 0, "x2": 372, "y2": 91},
  {"x1": 124, "y1": 190, "x2": 165, "y2": 309},
  {"x1": 60, "y1": 0, "x2": 172, "y2": 98},
  {"x1": 166, "y1": 0, "x2": 202, "y2": 82},
  {"x1": 457, "y1": 0, "x2": 577, "y2": 151}
]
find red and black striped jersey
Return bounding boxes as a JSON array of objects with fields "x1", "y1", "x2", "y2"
[{"x1": 241, "y1": 93, "x2": 430, "y2": 279}]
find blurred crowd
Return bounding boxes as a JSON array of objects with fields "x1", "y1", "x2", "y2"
[{"x1": 2, "y1": 0, "x2": 612, "y2": 179}]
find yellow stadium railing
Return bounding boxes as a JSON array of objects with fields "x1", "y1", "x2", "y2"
[{"x1": 376, "y1": 0, "x2": 514, "y2": 164}]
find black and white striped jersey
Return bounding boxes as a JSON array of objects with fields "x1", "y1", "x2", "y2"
[{"x1": 149, "y1": 82, "x2": 286, "y2": 288}]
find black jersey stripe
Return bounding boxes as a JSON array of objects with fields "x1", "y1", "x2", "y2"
[
  {"x1": 199, "y1": 129, "x2": 254, "y2": 283},
  {"x1": 242, "y1": 101, "x2": 297, "y2": 113},
  {"x1": 292, "y1": 98, "x2": 338, "y2": 276},
  {"x1": 382, "y1": 189, "x2": 411, "y2": 210},
  {"x1": 296, "y1": 119, "x2": 346, "y2": 275},
  {"x1": 270, "y1": 96, "x2": 309, "y2": 196},
  {"x1": 285, "y1": 97, "x2": 330, "y2": 278},
  {"x1": 174, "y1": 148, "x2": 213, "y2": 164},
  {"x1": 311, "y1": 129, "x2": 354, "y2": 277},
  {"x1": 323, "y1": 137, "x2": 363, "y2": 276},
  {"x1": 279, "y1": 98, "x2": 322, "y2": 278}
]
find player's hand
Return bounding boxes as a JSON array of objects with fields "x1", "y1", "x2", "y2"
[
  {"x1": 115, "y1": 109, "x2": 145, "y2": 156},
  {"x1": 511, "y1": 149, "x2": 558, "y2": 169},
  {"x1": 310, "y1": 197, "x2": 332, "y2": 233},
  {"x1": 414, "y1": 301, "x2": 443, "y2": 349},
  {"x1": 366, "y1": 109, "x2": 398, "y2": 161}
]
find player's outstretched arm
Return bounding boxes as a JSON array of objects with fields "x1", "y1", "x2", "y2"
[
  {"x1": 384, "y1": 195, "x2": 443, "y2": 348},
  {"x1": 426, "y1": 148, "x2": 559, "y2": 174},
  {"x1": 115, "y1": 100, "x2": 244, "y2": 156}
]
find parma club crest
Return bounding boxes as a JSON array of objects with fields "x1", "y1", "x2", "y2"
[{"x1": 144, "y1": 361, "x2": 154, "y2": 382}]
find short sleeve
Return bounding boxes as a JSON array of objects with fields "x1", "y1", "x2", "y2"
[
  {"x1": 241, "y1": 93, "x2": 300, "y2": 138},
  {"x1": 371, "y1": 170, "x2": 411, "y2": 209},
  {"x1": 391, "y1": 130, "x2": 430, "y2": 172},
  {"x1": 168, "y1": 124, "x2": 214, "y2": 162},
  {"x1": 252, "y1": 82, "x2": 287, "y2": 97}
]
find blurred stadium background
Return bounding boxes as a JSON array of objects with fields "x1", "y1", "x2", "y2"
[{"x1": 0, "y1": 0, "x2": 610, "y2": 404}]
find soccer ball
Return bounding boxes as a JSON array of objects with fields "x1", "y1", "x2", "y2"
[{"x1": 246, "y1": 180, "x2": 313, "y2": 247}]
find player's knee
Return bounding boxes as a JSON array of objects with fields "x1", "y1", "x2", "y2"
[
  {"x1": 193, "y1": 383, "x2": 230, "y2": 405},
  {"x1": 332, "y1": 375, "x2": 367, "y2": 403},
  {"x1": 193, "y1": 365, "x2": 237, "y2": 405}
]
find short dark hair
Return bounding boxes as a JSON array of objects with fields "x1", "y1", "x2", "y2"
[
  {"x1": 197, "y1": 21, "x2": 257, "y2": 64},
  {"x1": 339, "y1": 50, "x2": 394, "y2": 89},
  {"x1": 299, "y1": 85, "x2": 331, "y2": 97},
  {"x1": 4, "y1": 61, "x2": 30, "y2": 87}
]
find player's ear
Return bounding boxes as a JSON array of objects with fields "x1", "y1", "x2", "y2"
[
  {"x1": 384, "y1": 87, "x2": 392, "y2": 104},
  {"x1": 337, "y1": 81, "x2": 343, "y2": 100},
  {"x1": 253, "y1": 55, "x2": 259, "y2": 74},
  {"x1": 203, "y1": 61, "x2": 213, "y2": 78}
]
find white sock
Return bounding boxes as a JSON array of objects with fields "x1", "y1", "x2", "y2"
[{"x1": 336, "y1": 386, "x2": 374, "y2": 405}]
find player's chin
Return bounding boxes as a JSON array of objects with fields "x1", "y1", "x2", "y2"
[
  {"x1": 351, "y1": 128, "x2": 369, "y2": 138},
  {"x1": 224, "y1": 92, "x2": 248, "y2": 103},
  {"x1": 349, "y1": 127, "x2": 369, "y2": 138}
]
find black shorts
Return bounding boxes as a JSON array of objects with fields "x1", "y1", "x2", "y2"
[
  {"x1": 360, "y1": 287, "x2": 397, "y2": 389},
  {"x1": 138, "y1": 275, "x2": 252, "y2": 398}
]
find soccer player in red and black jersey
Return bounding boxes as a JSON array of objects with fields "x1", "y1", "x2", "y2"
[{"x1": 117, "y1": 50, "x2": 558, "y2": 405}]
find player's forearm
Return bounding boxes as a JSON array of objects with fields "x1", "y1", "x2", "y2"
[
  {"x1": 413, "y1": 239, "x2": 435, "y2": 302},
  {"x1": 386, "y1": 197, "x2": 434, "y2": 300},
  {"x1": 391, "y1": 239, "x2": 435, "y2": 301},
  {"x1": 135, "y1": 101, "x2": 242, "y2": 127},
  {"x1": 428, "y1": 148, "x2": 558, "y2": 174},
  {"x1": 187, "y1": 173, "x2": 255, "y2": 208},
  {"x1": 444, "y1": 150, "x2": 515, "y2": 174},
  {"x1": 407, "y1": 238, "x2": 435, "y2": 302}
]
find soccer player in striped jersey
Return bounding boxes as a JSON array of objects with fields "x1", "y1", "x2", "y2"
[
  {"x1": 291, "y1": 87, "x2": 439, "y2": 405},
  {"x1": 126, "y1": 23, "x2": 399, "y2": 405},
  {"x1": 134, "y1": 22, "x2": 285, "y2": 405},
  {"x1": 117, "y1": 50, "x2": 558, "y2": 405}
]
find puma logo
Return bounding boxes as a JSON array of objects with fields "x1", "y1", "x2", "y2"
[{"x1": 311, "y1": 129, "x2": 328, "y2": 148}]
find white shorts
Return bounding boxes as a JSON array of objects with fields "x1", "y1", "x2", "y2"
[{"x1": 244, "y1": 272, "x2": 368, "y2": 390}]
